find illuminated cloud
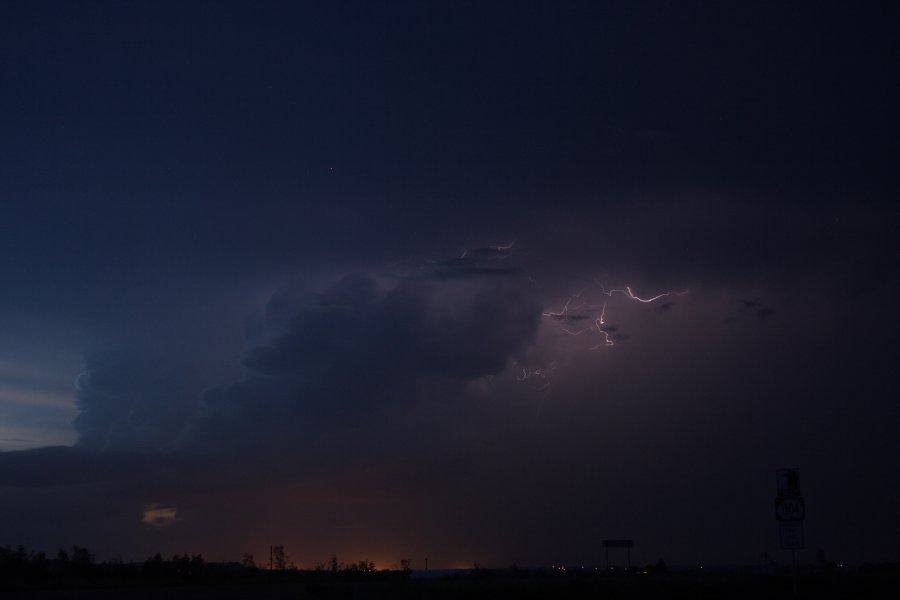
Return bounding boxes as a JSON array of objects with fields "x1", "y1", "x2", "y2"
[
  {"x1": 0, "y1": 0, "x2": 895, "y2": 568},
  {"x1": 142, "y1": 504, "x2": 177, "y2": 528}
]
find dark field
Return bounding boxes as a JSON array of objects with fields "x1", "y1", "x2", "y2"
[{"x1": 4, "y1": 569, "x2": 900, "y2": 600}]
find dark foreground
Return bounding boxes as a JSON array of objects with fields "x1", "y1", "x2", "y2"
[{"x1": 3, "y1": 569, "x2": 900, "y2": 600}]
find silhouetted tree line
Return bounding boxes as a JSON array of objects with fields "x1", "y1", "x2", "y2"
[
  {"x1": 6, "y1": 543, "x2": 898, "y2": 593},
  {"x1": 0, "y1": 545, "x2": 97, "y2": 581},
  {"x1": 312, "y1": 555, "x2": 377, "y2": 575},
  {"x1": 0, "y1": 544, "x2": 405, "y2": 590},
  {"x1": 142, "y1": 552, "x2": 206, "y2": 578},
  {"x1": 0, "y1": 544, "x2": 252, "y2": 590}
]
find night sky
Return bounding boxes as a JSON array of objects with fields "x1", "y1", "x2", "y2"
[{"x1": 1, "y1": 1, "x2": 898, "y2": 568}]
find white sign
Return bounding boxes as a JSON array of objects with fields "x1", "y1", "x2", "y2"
[
  {"x1": 779, "y1": 522, "x2": 804, "y2": 549},
  {"x1": 776, "y1": 468, "x2": 800, "y2": 496},
  {"x1": 776, "y1": 497, "x2": 805, "y2": 521}
]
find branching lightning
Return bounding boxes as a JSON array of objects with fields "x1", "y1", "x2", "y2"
[
  {"x1": 384, "y1": 242, "x2": 687, "y2": 392},
  {"x1": 515, "y1": 362, "x2": 557, "y2": 391},
  {"x1": 541, "y1": 281, "x2": 689, "y2": 351}
]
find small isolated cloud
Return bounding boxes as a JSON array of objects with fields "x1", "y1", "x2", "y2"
[
  {"x1": 728, "y1": 298, "x2": 776, "y2": 322},
  {"x1": 142, "y1": 504, "x2": 177, "y2": 527},
  {"x1": 657, "y1": 301, "x2": 676, "y2": 313}
]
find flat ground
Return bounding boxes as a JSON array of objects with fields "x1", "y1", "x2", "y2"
[{"x1": 3, "y1": 571, "x2": 900, "y2": 599}]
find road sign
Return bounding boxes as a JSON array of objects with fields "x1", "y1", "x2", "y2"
[
  {"x1": 776, "y1": 468, "x2": 801, "y2": 497},
  {"x1": 779, "y1": 522, "x2": 804, "y2": 549},
  {"x1": 775, "y1": 496, "x2": 805, "y2": 521},
  {"x1": 602, "y1": 540, "x2": 633, "y2": 570}
]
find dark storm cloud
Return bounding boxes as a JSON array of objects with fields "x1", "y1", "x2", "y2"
[
  {"x1": 385, "y1": 247, "x2": 521, "y2": 281},
  {"x1": 430, "y1": 265, "x2": 522, "y2": 280},
  {"x1": 725, "y1": 298, "x2": 776, "y2": 323},
  {"x1": 248, "y1": 272, "x2": 541, "y2": 383},
  {"x1": 563, "y1": 314, "x2": 591, "y2": 321},
  {"x1": 463, "y1": 246, "x2": 515, "y2": 260},
  {"x1": 742, "y1": 299, "x2": 775, "y2": 319},
  {"x1": 0, "y1": 445, "x2": 196, "y2": 488},
  {"x1": 5, "y1": 254, "x2": 543, "y2": 469},
  {"x1": 188, "y1": 271, "x2": 542, "y2": 452},
  {"x1": 74, "y1": 349, "x2": 202, "y2": 452},
  {"x1": 756, "y1": 307, "x2": 775, "y2": 319},
  {"x1": 0, "y1": 255, "x2": 541, "y2": 471},
  {"x1": 0, "y1": 0, "x2": 896, "y2": 568},
  {"x1": 0, "y1": 259, "x2": 551, "y2": 560},
  {"x1": 1, "y1": 236, "x2": 897, "y2": 564}
]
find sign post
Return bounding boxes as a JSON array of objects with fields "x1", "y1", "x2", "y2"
[
  {"x1": 776, "y1": 468, "x2": 804, "y2": 595},
  {"x1": 602, "y1": 540, "x2": 633, "y2": 571}
]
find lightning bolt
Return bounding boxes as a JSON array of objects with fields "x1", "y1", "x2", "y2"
[
  {"x1": 540, "y1": 281, "x2": 689, "y2": 351},
  {"x1": 514, "y1": 361, "x2": 557, "y2": 391},
  {"x1": 385, "y1": 243, "x2": 687, "y2": 392},
  {"x1": 489, "y1": 241, "x2": 515, "y2": 252},
  {"x1": 595, "y1": 281, "x2": 689, "y2": 303}
]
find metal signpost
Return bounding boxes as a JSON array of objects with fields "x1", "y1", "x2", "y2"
[
  {"x1": 602, "y1": 539, "x2": 633, "y2": 571},
  {"x1": 776, "y1": 468, "x2": 804, "y2": 595}
]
